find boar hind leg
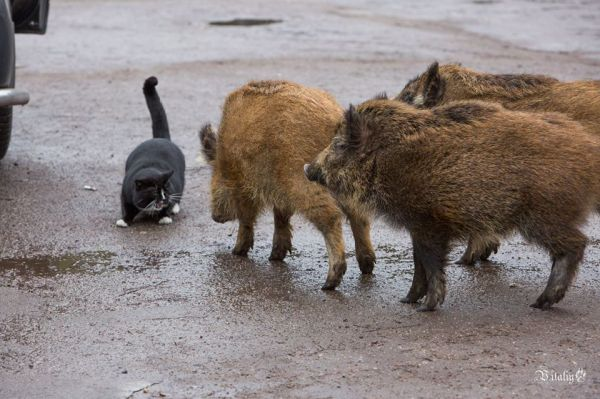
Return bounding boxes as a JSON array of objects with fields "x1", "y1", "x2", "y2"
[
  {"x1": 269, "y1": 207, "x2": 293, "y2": 261},
  {"x1": 301, "y1": 196, "x2": 346, "y2": 290},
  {"x1": 345, "y1": 208, "x2": 376, "y2": 274},
  {"x1": 401, "y1": 246, "x2": 427, "y2": 304},
  {"x1": 531, "y1": 229, "x2": 585, "y2": 309},
  {"x1": 456, "y1": 235, "x2": 500, "y2": 265},
  {"x1": 410, "y1": 232, "x2": 449, "y2": 312},
  {"x1": 232, "y1": 201, "x2": 259, "y2": 257}
]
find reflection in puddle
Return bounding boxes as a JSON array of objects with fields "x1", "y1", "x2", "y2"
[{"x1": 0, "y1": 251, "x2": 116, "y2": 277}]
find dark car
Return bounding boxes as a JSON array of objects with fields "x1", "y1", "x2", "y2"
[{"x1": 0, "y1": 0, "x2": 49, "y2": 159}]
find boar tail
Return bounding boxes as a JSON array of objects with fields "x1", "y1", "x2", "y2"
[{"x1": 200, "y1": 123, "x2": 217, "y2": 163}]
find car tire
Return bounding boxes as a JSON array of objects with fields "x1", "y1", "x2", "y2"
[
  {"x1": 0, "y1": 27, "x2": 15, "y2": 161},
  {"x1": 0, "y1": 105, "x2": 12, "y2": 159}
]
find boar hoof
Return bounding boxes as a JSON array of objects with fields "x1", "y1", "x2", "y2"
[
  {"x1": 268, "y1": 253, "x2": 284, "y2": 261},
  {"x1": 400, "y1": 296, "x2": 419, "y2": 304},
  {"x1": 416, "y1": 303, "x2": 437, "y2": 312},
  {"x1": 321, "y1": 277, "x2": 341, "y2": 291},
  {"x1": 357, "y1": 255, "x2": 375, "y2": 274},
  {"x1": 401, "y1": 287, "x2": 426, "y2": 304},
  {"x1": 455, "y1": 253, "x2": 476, "y2": 266},
  {"x1": 418, "y1": 288, "x2": 444, "y2": 311},
  {"x1": 479, "y1": 242, "x2": 500, "y2": 261},
  {"x1": 269, "y1": 243, "x2": 292, "y2": 261},
  {"x1": 232, "y1": 247, "x2": 250, "y2": 257},
  {"x1": 531, "y1": 291, "x2": 562, "y2": 310},
  {"x1": 530, "y1": 298, "x2": 553, "y2": 310},
  {"x1": 456, "y1": 241, "x2": 500, "y2": 265}
]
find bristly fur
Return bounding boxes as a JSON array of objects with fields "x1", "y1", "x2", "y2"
[
  {"x1": 118, "y1": 77, "x2": 185, "y2": 226},
  {"x1": 201, "y1": 80, "x2": 376, "y2": 289},
  {"x1": 371, "y1": 92, "x2": 388, "y2": 100},
  {"x1": 396, "y1": 63, "x2": 600, "y2": 263},
  {"x1": 397, "y1": 63, "x2": 600, "y2": 133},
  {"x1": 307, "y1": 98, "x2": 600, "y2": 311}
]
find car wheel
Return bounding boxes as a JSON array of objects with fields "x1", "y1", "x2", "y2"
[{"x1": 0, "y1": 105, "x2": 12, "y2": 159}]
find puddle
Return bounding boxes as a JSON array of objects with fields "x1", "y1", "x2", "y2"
[
  {"x1": 0, "y1": 251, "x2": 116, "y2": 278},
  {"x1": 209, "y1": 18, "x2": 282, "y2": 27}
]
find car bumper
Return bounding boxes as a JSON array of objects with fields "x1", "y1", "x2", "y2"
[{"x1": 0, "y1": 88, "x2": 29, "y2": 107}]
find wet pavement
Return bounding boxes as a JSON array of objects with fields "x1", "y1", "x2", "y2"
[{"x1": 1, "y1": 0, "x2": 600, "y2": 397}]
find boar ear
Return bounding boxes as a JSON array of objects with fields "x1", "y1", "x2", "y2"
[
  {"x1": 423, "y1": 61, "x2": 443, "y2": 106},
  {"x1": 199, "y1": 123, "x2": 217, "y2": 164},
  {"x1": 345, "y1": 104, "x2": 369, "y2": 149}
]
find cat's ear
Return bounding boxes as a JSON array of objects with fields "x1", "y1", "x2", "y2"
[
  {"x1": 160, "y1": 170, "x2": 174, "y2": 184},
  {"x1": 200, "y1": 123, "x2": 217, "y2": 164}
]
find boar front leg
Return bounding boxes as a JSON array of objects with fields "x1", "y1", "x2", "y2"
[
  {"x1": 269, "y1": 207, "x2": 293, "y2": 261},
  {"x1": 343, "y1": 207, "x2": 376, "y2": 274},
  {"x1": 319, "y1": 218, "x2": 347, "y2": 290},
  {"x1": 232, "y1": 200, "x2": 259, "y2": 257},
  {"x1": 300, "y1": 194, "x2": 347, "y2": 290},
  {"x1": 401, "y1": 246, "x2": 427, "y2": 304},
  {"x1": 409, "y1": 232, "x2": 449, "y2": 312}
]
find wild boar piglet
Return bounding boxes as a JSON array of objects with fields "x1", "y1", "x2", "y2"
[
  {"x1": 398, "y1": 62, "x2": 600, "y2": 265},
  {"x1": 201, "y1": 80, "x2": 376, "y2": 290},
  {"x1": 306, "y1": 97, "x2": 600, "y2": 311}
]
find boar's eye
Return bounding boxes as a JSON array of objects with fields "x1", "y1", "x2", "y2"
[
  {"x1": 333, "y1": 139, "x2": 346, "y2": 151},
  {"x1": 402, "y1": 91, "x2": 414, "y2": 104}
]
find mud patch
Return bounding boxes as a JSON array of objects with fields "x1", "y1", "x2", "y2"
[
  {"x1": 209, "y1": 18, "x2": 282, "y2": 27},
  {"x1": 0, "y1": 251, "x2": 116, "y2": 278}
]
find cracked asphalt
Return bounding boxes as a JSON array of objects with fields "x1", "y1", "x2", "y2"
[{"x1": 1, "y1": 0, "x2": 599, "y2": 397}]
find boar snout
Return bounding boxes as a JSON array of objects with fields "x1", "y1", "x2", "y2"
[
  {"x1": 304, "y1": 163, "x2": 326, "y2": 186},
  {"x1": 212, "y1": 213, "x2": 230, "y2": 224}
]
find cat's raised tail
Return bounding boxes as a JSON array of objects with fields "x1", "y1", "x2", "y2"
[{"x1": 143, "y1": 76, "x2": 170, "y2": 140}]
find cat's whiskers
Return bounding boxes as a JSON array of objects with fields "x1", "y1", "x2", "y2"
[{"x1": 141, "y1": 200, "x2": 157, "y2": 212}]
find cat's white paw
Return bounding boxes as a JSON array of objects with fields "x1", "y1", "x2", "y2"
[
  {"x1": 158, "y1": 216, "x2": 173, "y2": 225},
  {"x1": 171, "y1": 203, "x2": 180, "y2": 215},
  {"x1": 116, "y1": 219, "x2": 129, "y2": 228}
]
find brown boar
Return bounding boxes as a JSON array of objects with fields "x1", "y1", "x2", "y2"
[
  {"x1": 305, "y1": 97, "x2": 600, "y2": 311},
  {"x1": 200, "y1": 80, "x2": 375, "y2": 289},
  {"x1": 396, "y1": 62, "x2": 600, "y2": 264}
]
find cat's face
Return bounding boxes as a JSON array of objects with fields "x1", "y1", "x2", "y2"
[{"x1": 132, "y1": 170, "x2": 176, "y2": 212}]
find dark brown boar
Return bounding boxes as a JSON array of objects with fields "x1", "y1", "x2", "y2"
[
  {"x1": 305, "y1": 98, "x2": 600, "y2": 311},
  {"x1": 396, "y1": 62, "x2": 600, "y2": 264},
  {"x1": 397, "y1": 63, "x2": 600, "y2": 130},
  {"x1": 200, "y1": 80, "x2": 375, "y2": 289}
]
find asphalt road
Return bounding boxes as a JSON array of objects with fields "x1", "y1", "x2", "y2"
[{"x1": 1, "y1": 0, "x2": 600, "y2": 398}]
